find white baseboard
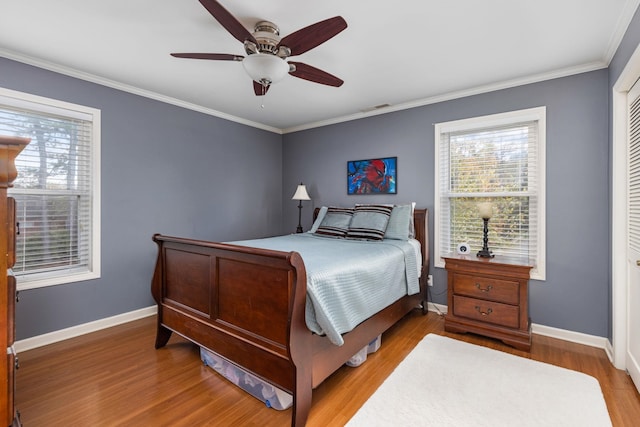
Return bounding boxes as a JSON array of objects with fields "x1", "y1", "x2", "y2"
[
  {"x1": 16, "y1": 303, "x2": 614, "y2": 358},
  {"x1": 15, "y1": 305, "x2": 157, "y2": 352},
  {"x1": 427, "y1": 302, "x2": 448, "y2": 315},
  {"x1": 531, "y1": 323, "x2": 611, "y2": 353},
  {"x1": 427, "y1": 303, "x2": 612, "y2": 355}
]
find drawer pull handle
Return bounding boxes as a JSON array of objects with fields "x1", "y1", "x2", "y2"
[
  {"x1": 475, "y1": 283, "x2": 493, "y2": 292},
  {"x1": 475, "y1": 306, "x2": 493, "y2": 316}
]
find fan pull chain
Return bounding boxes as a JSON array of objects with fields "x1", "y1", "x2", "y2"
[{"x1": 261, "y1": 83, "x2": 267, "y2": 109}]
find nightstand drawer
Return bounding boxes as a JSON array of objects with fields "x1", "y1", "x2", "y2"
[
  {"x1": 452, "y1": 295, "x2": 520, "y2": 329},
  {"x1": 453, "y1": 273, "x2": 519, "y2": 305}
]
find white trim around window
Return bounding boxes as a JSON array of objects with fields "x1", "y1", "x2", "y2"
[
  {"x1": 434, "y1": 107, "x2": 546, "y2": 280},
  {"x1": 0, "y1": 87, "x2": 101, "y2": 290}
]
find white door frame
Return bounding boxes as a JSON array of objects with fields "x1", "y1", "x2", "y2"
[{"x1": 612, "y1": 43, "x2": 640, "y2": 369}]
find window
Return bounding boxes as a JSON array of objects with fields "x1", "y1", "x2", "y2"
[
  {"x1": 434, "y1": 107, "x2": 545, "y2": 280},
  {"x1": 0, "y1": 88, "x2": 101, "y2": 290}
]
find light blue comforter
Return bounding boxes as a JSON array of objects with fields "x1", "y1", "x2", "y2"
[{"x1": 231, "y1": 233, "x2": 420, "y2": 346}]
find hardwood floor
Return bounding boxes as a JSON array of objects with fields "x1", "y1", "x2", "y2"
[{"x1": 15, "y1": 311, "x2": 640, "y2": 426}]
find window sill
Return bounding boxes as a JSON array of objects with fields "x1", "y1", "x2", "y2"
[{"x1": 15, "y1": 270, "x2": 101, "y2": 291}]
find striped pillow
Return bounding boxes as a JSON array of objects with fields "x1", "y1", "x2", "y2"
[
  {"x1": 346, "y1": 204, "x2": 393, "y2": 240},
  {"x1": 314, "y1": 207, "x2": 354, "y2": 238}
]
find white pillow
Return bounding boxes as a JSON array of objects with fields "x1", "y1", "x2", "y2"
[{"x1": 410, "y1": 201, "x2": 416, "y2": 238}]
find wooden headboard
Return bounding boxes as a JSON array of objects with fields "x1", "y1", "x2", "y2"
[{"x1": 312, "y1": 207, "x2": 429, "y2": 285}]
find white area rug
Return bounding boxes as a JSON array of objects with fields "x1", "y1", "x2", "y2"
[{"x1": 346, "y1": 334, "x2": 611, "y2": 426}]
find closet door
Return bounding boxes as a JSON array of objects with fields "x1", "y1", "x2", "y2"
[{"x1": 626, "y1": 80, "x2": 640, "y2": 394}]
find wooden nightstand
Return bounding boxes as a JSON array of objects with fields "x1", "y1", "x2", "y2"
[{"x1": 443, "y1": 255, "x2": 533, "y2": 351}]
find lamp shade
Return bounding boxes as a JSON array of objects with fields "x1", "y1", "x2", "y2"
[
  {"x1": 478, "y1": 202, "x2": 493, "y2": 219},
  {"x1": 242, "y1": 53, "x2": 289, "y2": 85},
  {"x1": 291, "y1": 183, "x2": 311, "y2": 201}
]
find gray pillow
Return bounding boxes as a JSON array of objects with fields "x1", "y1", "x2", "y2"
[
  {"x1": 314, "y1": 207, "x2": 354, "y2": 238},
  {"x1": 309, "y1": 206, "x2": 328, "y2": 233},
  {"x1": 384, "y1": 204, "x2": 413, "y2": 240}
]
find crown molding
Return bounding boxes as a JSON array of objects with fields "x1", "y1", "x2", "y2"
[
  {"x1": 282, "y1": 61, "x2": 608, "y2": 134},
  {"x1": 0, "y1": 49, "x2": 283, "y2": 134},
  {"x1": 0, "y1": 49, "x2": 609, "y2": 135}
]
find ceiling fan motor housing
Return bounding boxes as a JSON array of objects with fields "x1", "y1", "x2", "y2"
[{"x1": 245, "y1": 21, "x2": 290, "y2": 58}]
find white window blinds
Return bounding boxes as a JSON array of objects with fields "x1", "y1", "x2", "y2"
[
  {"x1": 435, "y1": 107, "x2": 546, "y2": 279},
  {"x1": 0, "y1": 88, "x2": 100, "y2": 289}
]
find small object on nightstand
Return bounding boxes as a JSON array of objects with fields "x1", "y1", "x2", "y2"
[{"x1": 457, "y1": 243, "x2": 471, "y2": 255}]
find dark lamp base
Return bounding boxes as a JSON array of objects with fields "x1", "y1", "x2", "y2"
[
  {"x1": 477, "y1": 217, "x2": 494, "y2": 258},
  {"x1": 476, "y1": 249, "x2": 495, "y2": 258},
  {"x1": 296, "y1": 200, "x2": 304, "y2": 233}
]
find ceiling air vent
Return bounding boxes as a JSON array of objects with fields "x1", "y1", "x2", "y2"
[{"x1": 361, "y1": 103, "x2": 391, "y2": 113}]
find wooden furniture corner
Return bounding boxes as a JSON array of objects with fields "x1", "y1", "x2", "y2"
[
  {"x1": 443, "y1": 255, "x2": 533, "y2": 351},
  {"x1": 0, "y1": 135, "x2": 30, "y2": 427}
]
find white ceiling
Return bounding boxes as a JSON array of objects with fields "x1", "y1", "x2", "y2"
[{"x1": 1, "y1": 0, "x2": 638, "y2": 133}]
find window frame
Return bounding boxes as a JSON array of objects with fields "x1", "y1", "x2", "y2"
[
  {"x1": 0, "y1": 87, "x2": 101, "y2": 290},
  {"x1": 434, "y1": 107, "x2": 546, "y2": 280}
]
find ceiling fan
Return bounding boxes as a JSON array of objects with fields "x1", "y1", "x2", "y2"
[{"x1": 171, "y1": 0, "x2": 348, "y2": 96}]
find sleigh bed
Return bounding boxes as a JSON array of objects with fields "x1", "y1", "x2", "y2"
[{"x1": 151, "y1": 206, "x2": 429, "y2": 426}]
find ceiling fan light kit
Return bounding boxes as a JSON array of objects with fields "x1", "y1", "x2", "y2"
[
  {"x1": 171, "y1": 0, "x2": 347, "y2": 96},
  {"x1": 242, "y1": 53, "x2": 289, "y2": 86}
]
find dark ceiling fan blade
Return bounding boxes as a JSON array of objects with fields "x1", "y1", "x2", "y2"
[
  {"x1": 198, "y1": 0, "x2": 257, "y2": 45},
  {"x1": 253, "y1": 81, "x2": 270, "y2": 96},
  {"x1": 277, "y1": 16, "x2": 347, "y2": 56},
  {"x1": 171, "y1": 53, "x2": 243, "y2": 61},
  {"x1": 288, "y1": 62, "x2": 343, "y2": 87}
]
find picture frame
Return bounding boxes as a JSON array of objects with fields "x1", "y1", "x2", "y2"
[{"x1": 347, "y1": 157, "x2": 397, "y2": 194}]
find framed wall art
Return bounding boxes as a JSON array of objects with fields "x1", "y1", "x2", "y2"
[{"x1": 347, "y1": 157, "x2": 397, "y2": 194}]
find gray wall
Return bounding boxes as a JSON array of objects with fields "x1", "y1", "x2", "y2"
[
  {"x1": 610, "y1": 7, "x2": 640, "y2": 86},
  {"x1": 0, "y1": 58, "x2": 284, "y2": 340},
  {"x1": 6, "y1": 14, "x2": 638, "y2": 340},
  {"x1": 283, "y1": 70, "x2": 611, "y2": 337}
]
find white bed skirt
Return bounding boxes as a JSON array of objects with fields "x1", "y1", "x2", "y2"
[{"x1": 200, "y1": 334, "x2": 382, "y2": 410}]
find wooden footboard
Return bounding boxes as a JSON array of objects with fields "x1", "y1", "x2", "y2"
[{"x1": 151, "y1": 209, "x2": 429, "y2": 426}]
